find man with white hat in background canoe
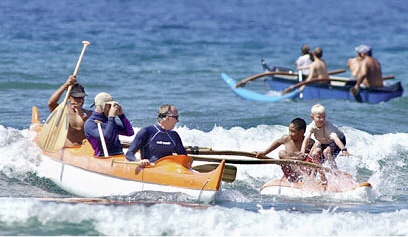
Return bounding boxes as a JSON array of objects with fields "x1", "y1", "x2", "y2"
[{"x1": 351, "y1": 44, "x2": 383, "y2": 95}]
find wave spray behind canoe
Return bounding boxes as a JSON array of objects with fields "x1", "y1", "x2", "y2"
[
  {"x1": 0, "y1": 124, "x2": 408, "y2": 235},
  {"x1": 0, "y1": 123, "x2": 406, "y2": 201}
]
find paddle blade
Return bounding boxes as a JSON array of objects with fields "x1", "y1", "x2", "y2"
[
  {"x1": 193, "y1": 164, "x2": 237, "y2": 183},
  {"x1": 37, "y1": 104, "x2": 70, "y2": 152},
  {"x1": 350, "y1": 87, "x2": 362, "y2": 102}
]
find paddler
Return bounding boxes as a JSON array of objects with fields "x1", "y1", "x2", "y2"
[
  {"x1": 350, "y1": 45, "x2": 383, "y2": 96},
  {"x1": 298, "y1": 47, "x2": 329, "y2": 92},
  {"x1": 47, "y1": 75, "x2": 92, "y2": 147},
  {"x1": 84, "y1": 92, "x2": 134, "y2": 157},
  {"x1": 125, "y1": 104, "x2": 187, "y2": 166},
  {"x1": 255, "y1": 118, "x2": 315, "y2": 183}
]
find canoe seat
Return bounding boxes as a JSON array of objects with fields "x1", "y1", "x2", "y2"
[{"x1": 69, "y1": 139, "x2": 95, "y2": 156}]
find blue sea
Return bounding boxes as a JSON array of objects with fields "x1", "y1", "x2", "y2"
[{"x1": 0, "y1": 0, "x2": 407, "y2": 235}]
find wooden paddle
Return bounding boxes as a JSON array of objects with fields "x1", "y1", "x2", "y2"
[
  {"x1": 188, "y1": 147, "x2": 356, "y2": 179},
  {"x1": 281, "y1": 78, "x2": 345, "y2": 95},
  {"x1": 185, "y1": 146, "x2": 214, "y2": 154},
  {"x1": 349, "y1": 87, "x2": 363, "y2": 102},
  {"x1": 187, "y1": 147, "x2": 309, "y2": 161},
  {"x1": 38, "y1": 41, "x2": 90, "y2": 152},
  {"x1": 281, "y1": 74, "x2": 397, "y2": 95},
  {"x1": 189, "y1": 155, "x2": 327, "y2": 170},
  {"x1": 349, "y1": 75, "x2": 395, "y2": 102},
  {"x1": 235, "y1": 69, "x2": 346, "y2": 88},
  {"x1": 383, "y1": 75, "x2": 395, "y2": 80},
  {"x1": 186, "y1": 148, "x2": 269, "y2": 158},
  {"x1": 96, "y1": 120, "x2": 109, "y2": 157},
  {"x1": 192, "y1": 164, "x2": 237, "y2": 183},
  {"x1": 186, "y1": 147, "x2": 331, "y2": 172}
]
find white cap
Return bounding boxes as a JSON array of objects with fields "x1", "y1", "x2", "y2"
[{"x1": 93, "y1": 92, "x2": 116, "y2": 110}]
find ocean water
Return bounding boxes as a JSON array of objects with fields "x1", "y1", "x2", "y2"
[{"x1": 0, "y1": 0, "x2": 407, "y2": 235}]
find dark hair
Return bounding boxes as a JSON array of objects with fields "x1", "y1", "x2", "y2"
[
  {"x1": 302, "y1": 45, "x2": 314, "y2": 62},
  {"x1": 301, "y1": 45, "x2": 311, "y2": 55},
  {"x1": 314, "y1": 47, "x2": 323, "y2": 58},
  {"x1": 290, "y1": 118, "x2": 306, "y2": 131}
]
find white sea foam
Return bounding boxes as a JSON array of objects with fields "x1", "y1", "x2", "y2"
[
  {"x1": 0, "y1": 124, "x2": 406, "y2": 200},
  {"x1": 0, "y1": 198, "x2": 407, "y2": 236},
  {"x1": 0, "y1": 125, "x2": 407, "y2": 235}
]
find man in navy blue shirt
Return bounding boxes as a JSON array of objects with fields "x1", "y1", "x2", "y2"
[{"x1": 125, "y1": 104, "x2": 186, "y2": 165}]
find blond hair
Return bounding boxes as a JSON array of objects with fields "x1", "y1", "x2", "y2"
[
  {"x1": 157, "y1": 104, "x2": 173, "y2": 121},
  {"x1": 311, "y1": 104, "x2": 326, "y2": 115}
]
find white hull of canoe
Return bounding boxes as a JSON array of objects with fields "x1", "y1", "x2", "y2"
[
  {"x1": 38, "y1": 154, "x2": 218, "y2": 203},
  {"x1": 260, "y1": 182, "x2": 374, "y2": 201}
]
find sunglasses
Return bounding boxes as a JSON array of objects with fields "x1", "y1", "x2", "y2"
[{"x1": 168, "y1": 115, "x2": 179, "y2": 120}]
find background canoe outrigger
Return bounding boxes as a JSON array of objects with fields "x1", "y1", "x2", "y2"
[{"x1": 222, "y1": 59, "x2": 403, "y2": 104}]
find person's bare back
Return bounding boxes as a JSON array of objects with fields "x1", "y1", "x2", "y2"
[
  {"x1": 309, "y1": 58, "x2": 329, "y2": 80},
  {"x1": 298, "y1": 47, "x2": 329, "y2": 92},
  {"x1": 347, "y1": 57, "x2": 363, "y2": 78},
  {"x1": 362, "y1": 56, "x2": 383, "y2": 87},
  {"x1": 352, "y1": 45, "x2": 383, "y2": 92}
]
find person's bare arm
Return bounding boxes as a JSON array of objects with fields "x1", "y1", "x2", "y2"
[
  {"x1": 255, "y1": 136, "x2": 285, "y2": 157},
  {"x1": 47, "y1": 75, "x2": 77, "y2": 112},
  {"x1": 300, "y1": 132, "x2": 312, "y2": 154},
  {"x1": 299, "y1": 64, "x2": 315, "y2": 92},
  {"x1": 354, "y1": 61, "x2": 367, "y2": 92},
  {"x1": 331, "y1": 134, "x2": 350, "y2": 156},
  {"x1": 297, "y1": 65, "x2": 311, "y2": 70}
]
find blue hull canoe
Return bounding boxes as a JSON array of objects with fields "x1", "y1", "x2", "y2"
[
  {"x1": 262, "y1": 63, "x2": 403, "y2": 104},
  {"x1": 264, "y1": 76, "x2": 403, "y2": 104},
  {"x1": 221, "y1": 73, "x2": 300, "y2": 102}
]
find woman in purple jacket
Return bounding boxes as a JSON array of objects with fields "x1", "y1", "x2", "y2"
[{"x1": 84, "y1": 92, "x2": 134, "y2": 157}]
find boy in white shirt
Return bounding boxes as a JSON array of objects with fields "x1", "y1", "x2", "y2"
[{"x1": 301, "y1": 104, "x2": 349, "y2": 170}]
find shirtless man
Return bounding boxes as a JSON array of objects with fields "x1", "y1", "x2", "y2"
[
  {"x1": 347, "y1": 54, "x2": 363, "y2": 79},
  {"x1": 348, "y1": 46, "x2": 373, "y2": 78},
  {"x1": 48, "y1": 75, "x2": 92, "y2": 147},
  {"x1": 298, "y1": 47, "x2": 329, "y2": 92},
  {"x1": 255, "y1": 118, "x2": 314, "y2": 183},
  {"x1": 352, "y1": 45, "x2": 383, "y2": 94}
]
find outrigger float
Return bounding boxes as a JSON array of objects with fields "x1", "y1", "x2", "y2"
[
  {"x1": 222, "y1": 60, "x2": 403, "y2": 103},
  {"x1": 260, "y1": 176, "x2": 373, "y2": 200}
]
